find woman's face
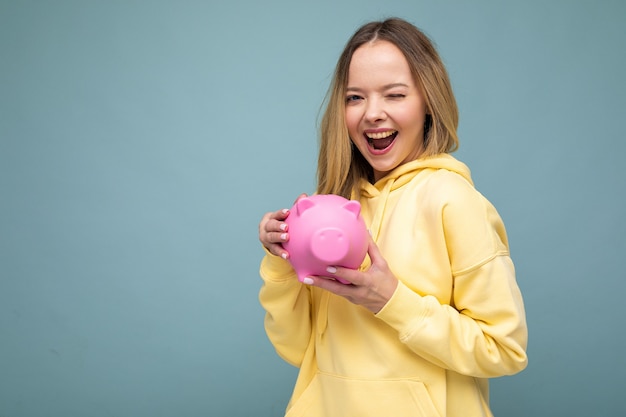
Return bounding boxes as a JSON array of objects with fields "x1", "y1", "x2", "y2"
[{"x1": 345, "y1": 40, "x2": 427, "y2": 182}]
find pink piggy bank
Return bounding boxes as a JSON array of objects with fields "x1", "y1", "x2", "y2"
[{"x1": 283, "y1": 194, "x2": 368, "y2": 284}]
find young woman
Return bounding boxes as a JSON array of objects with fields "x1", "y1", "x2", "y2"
[{"x1": 258, "y1": 18, "x2": 528, "y2": 417}]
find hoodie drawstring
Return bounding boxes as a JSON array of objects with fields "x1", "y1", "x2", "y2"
[{"x1": 367, "y1": 179, "x2": 394, "y2": 243}]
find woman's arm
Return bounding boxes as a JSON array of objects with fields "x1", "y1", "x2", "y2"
[
  {"x1": 258, "y1": 203, "x2": 314, "y2": 366},
  {"x1": 259, "y1": 253, "x2": 313, "y2": 367}
]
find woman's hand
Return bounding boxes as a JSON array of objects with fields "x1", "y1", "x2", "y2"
[
  {"x1": 258, "y1": 194, "x2": 307, "y2": 260},
  {"x1": 258, "y1": 207, "x2": 291, "y2": 260},
  {"x1": 304, "y1": 236, "x2": 399, "y2": 314}
]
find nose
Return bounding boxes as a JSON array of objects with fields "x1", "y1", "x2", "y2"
[
  {"x1": 365, "y1": 97, "x2": 386, "y2": 123},
  {"x1": 310, "y1": 227, "x2": 348, "y2": 263}
]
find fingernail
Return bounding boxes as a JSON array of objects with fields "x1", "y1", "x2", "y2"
[
  {"x1": 281, "y1": 252, "x2": 288, "y2": 260},
  {"x1": 281, "y1": 209, "x2": 289, "y2": 214},
  {"x1": 302, "y1": 277, "x2": 314, "y2": 285},
  {"x1": 280, "y1": 233, "x2": 288, "y2": 241},
  {"x1": 280, "y1": 223, "x2": 287, "y2": 231},
  {"x1": 326, "y1": 266, "x2": 337, "y2": 274}
]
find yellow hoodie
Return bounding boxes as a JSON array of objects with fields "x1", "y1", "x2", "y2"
[{"x1": 259, "y1": 154, "x2": 528, "y2": 417}]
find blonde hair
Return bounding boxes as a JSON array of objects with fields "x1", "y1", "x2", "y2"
[{"x1": 317, "y1": 18, "x2": 459, "y2": 198}]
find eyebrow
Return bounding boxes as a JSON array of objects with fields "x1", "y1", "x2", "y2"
[{"x1": 346, "y1": 83, "x2": 410, "y2": 93}]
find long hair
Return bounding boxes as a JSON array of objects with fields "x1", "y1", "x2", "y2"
[{"x1": 317, "y1": 18, "x2": 459, "y2": 198}]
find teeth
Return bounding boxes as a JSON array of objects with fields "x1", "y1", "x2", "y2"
[{"x1": 366, "y1": 130, "x2": 396, "y2": 139}]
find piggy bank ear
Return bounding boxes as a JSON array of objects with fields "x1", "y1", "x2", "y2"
[
  {"x1": 294, "y1": 197, "x2": 316, "y2": 215},
  {"x1": 342, "y1": 200, "x2": 361, "y2": 218}
]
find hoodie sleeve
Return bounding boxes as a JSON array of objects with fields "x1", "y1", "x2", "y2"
[
  {"x1": 258, "y1": 251, "x2": 313, "y2": 367},
  {"x1": 376, "y1": 256, "x2": 528, "y2": 378},
  {"x1": 375, "y1": 178, "x2": 528, "y2": 378}
]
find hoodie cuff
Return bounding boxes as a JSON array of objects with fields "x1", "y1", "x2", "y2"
[
  {"x1": 375, "y1": 280, "x2": 430, "y2": 333},
  {"x1": 260, "y1": 247, "x2": 296, "y2": 282}
]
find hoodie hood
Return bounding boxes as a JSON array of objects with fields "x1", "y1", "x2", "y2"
[
  {"x1": 355, "y1": 154, "x2": 473, "y2": 199},
  {"x1": 352, "y1": 154, "x2": 473, "y2": 242}
]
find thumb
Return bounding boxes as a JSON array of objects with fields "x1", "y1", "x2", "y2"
[{"x1": 366, "y1": 234, "x2": 384, "y2": 265}]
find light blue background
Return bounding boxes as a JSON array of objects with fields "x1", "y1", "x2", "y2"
[{"x1": 1, "y1": 1, "x2": 625, "y2": 416}]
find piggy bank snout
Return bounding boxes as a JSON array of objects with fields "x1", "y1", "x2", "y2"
[{"x1": 310, "y1": 227, "x2": 349, "y2": 263}]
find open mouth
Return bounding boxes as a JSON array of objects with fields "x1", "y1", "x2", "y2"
[{"x1": 366, "y1": 130, "x2": 397, "y2": 150}]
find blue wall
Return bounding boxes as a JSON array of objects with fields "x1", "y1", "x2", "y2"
[{"x1": 1, "y1": 1, "x2": 625, "y2": 416}]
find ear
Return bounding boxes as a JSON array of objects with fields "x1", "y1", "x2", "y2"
[
  {"x1": 341, "y1": 200, "x2": 361, "y2": 218},
  {"x1": 295, "y1": 197, "x2": 315, "y2": 214}
]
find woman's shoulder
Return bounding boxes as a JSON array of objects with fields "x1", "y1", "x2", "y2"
[{"x1": 419, "y1": 166, "x2": 481, "y2": 203}]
